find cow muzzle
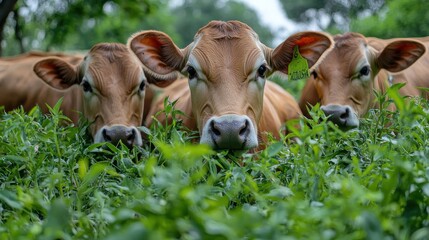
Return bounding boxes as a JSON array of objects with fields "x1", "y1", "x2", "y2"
[
  {"x1": 321, "y1": 104, "x2": 359, "y2": 128},
  {"x1": 200, "y1": 114, "x2": 258, "y2": 150},
  {"x1": 94, "y1": 125, "x2": 143, "y2": 148}
]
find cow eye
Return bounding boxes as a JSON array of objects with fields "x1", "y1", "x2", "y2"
[
  {"x1": 311, "y1": 70, "x2": 318, "y2": 79},
  {"x1": 186, "y1": 66, "x2": 197, "y2": 79},
  {"x1": 359, "y1": 66, "x2": 370, "y2": 76},
  {"x1": 139, "y1": 81, "x2": 146, "y2": 92},
  {"x1": 81, "y1": 80, "x2": 92, "y2": 93},
  {"x1": 257, "y1": 65, "x2": 267, "y2": 77}
]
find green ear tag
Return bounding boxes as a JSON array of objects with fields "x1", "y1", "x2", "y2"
[{"x1": 288, "y1": 45, "x2": 310, "y2": 81}]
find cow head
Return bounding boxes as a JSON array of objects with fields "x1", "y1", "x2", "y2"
[
  {"x1": 34, "y1": 43, "x2": 171, "y2": 147},
  {"x1": 305, "y1": 33, "x2": 425, "y2": 128},
  {"x1": 128, "y1": 20, "x2": 333, "y2": 150}
]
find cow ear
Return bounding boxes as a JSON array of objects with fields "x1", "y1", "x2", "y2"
[
  {"x1": 128, "y1": 30, "x2": 185, "y2": 87},
  {"x1": 377, "y1": 40, "x2": 426, "y2": 72},
  {"x1": 269, "y1": 31, "x2": 333, "y2": 74},
  {"x1": 34, "y1": 58, "x2": 79, "y2": 90}
]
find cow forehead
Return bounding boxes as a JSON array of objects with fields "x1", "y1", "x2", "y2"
[
  {"x1": 194, "y1": 20, "x2": 258, "y2": 41},
  {"x1": 319, "y1": 33, "x2": 370, "y2": 75},
  {"x1": 190, "y1": 22, "x2": 264, "y2": 81},
  {"x1": 334, "y1": 33, "x2": 369, "y2": 58},
  {"x1": 82, "y1": 43, "x2": 143, "y2": 90},
  {"x1": 334, "y1": 32, "x2": 367, "y2": 48}
]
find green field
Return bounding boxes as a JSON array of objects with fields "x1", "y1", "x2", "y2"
[{"x1": 1, "y1": 85, "x2": 429, "y2": 239}]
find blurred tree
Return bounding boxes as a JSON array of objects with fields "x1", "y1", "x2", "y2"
[
  {"x1": 171, "y1": 0, "x2": 275, "y2": 47},
  {"x1": 51, "y1": 0, "x2": 177, "y2": 51},
  {"x1": 1, "y1": 0, "x2": 168, "y2": 56},
  {"x1": 351, "y1": 0, "x2": 429, "y2": 38},
  {"x1": 2, "y1": 0, "x2": 276, "y2": 56},
  {"x1": 0, "y1": 0, "x2": 18, "y2": 56},
  {"x1": 278, "y1": 0, "x2": 385, "y2": 31}
]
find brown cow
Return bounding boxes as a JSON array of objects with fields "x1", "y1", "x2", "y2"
[
  {"x1": 128, "y1": 20, "x2": 334, "y2": 150},
  {"x1": 0, "y1": 51, "x2": 83, "y2": 119},
  {"x1": 299, "y1": 32, "x2": 427, "y2": 128},
  {"x1": 0, "y1": 43, "x2": 172, "y2": 147}
]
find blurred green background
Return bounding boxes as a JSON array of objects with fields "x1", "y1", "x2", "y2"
[{"x1": 1, "y1": 0, "x2": 428, "y2": 57}]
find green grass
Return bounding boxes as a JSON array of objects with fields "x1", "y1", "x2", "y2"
[{"x1": 1, "y1": 86, "x2": 429, "y2": 239}]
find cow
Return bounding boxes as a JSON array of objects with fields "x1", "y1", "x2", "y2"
[
  {"x1": 128, "y1": 20, "x2": 334, "y2": 150},
  {"x1": 298, "y1": 32, "x2": 427, "y2": 128},
  {"x1": 0, "y1": 43, "x2": 172, "y2": 147},
  {"x1": 1, "y1": 51, "x2": 83, "y2": 120}
]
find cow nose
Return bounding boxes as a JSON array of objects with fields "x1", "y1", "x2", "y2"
[
  {"x1": 205, "y1": 115, "x2": 255, "y2": 150},
  {"x1": 321, "y1": 104, "x2": 359, "y2": 128},
  {"x1": 101, "y1": 125, "x2": 139, "y2": 148}
]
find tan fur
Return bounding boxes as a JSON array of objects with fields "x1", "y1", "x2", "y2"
[
  {"x1": 77, "y1": 43, "x2": 145, "y2": 137},
  {"x1": 0, "y1": 44, "x2": 147, "y2": 142},
  {"x1": 369, "y1": 37, "x2": 429, "y2": 100},
  {"x1": 299, "y1": 33, "x2": 428, "y2": 118},
  {"x1": 145, "y1": 80, "x2": 301, "y2": 146},
  {"x1": 0, "y1": 52, "x2": 84, "y2": 122},
  {"x1": 130, "y1": 21, "x2": 334, "y2": 149}
]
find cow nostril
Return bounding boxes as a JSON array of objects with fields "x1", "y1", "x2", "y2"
[
  {"x1": 211, "y1": 120, "x2": 221, "y2": 136},
  {"x1": 102, "y1": 129, "x2": 111, "y2": 141},
  {"x1": 239, "y1": 120, "x2": 249, "y2": 136},
  {"x1": 127, "y1": 129, "x2": 136, "y2": 141},
  {"x1": 340, "y1": 107, "x2": 350, "y2": 120}
]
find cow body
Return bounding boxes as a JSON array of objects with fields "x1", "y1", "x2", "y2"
[
  {"x1": 0, "y1": 52, "x2": 83, "y2": 122},
  {"x1": 1, "y1": 44, "x2": 174, "y2": 147},
  {"x1": 299, "y1": 33, "x2": 427, "y2": 128},
  {"x1": 368, "y1": 36, "x2": 429, "y2": 99},
  {"x1": 129, "y1": 20, "x2": 333, "y2": 150}
]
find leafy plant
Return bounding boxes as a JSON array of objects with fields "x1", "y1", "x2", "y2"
[{"x1": 1, "y1": 86, "x2": 429, "y2": 239}]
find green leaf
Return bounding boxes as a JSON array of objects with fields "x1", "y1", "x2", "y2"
[
  {"x1": 78, "y1": 157, "x2": 89, "y2": 180},
  {"x1": 42, "y1": 199, "x2": 71, "y2": 237},
  {"x1": 387, "y1": 83, "x2": 406, "y2": 111},
  {"x1": 1, "y1": 155, "x2": 27, "y2": 164},
  {"x1": 103, "y1": 222, "x2": 149, "y2": 240},
  {"x1": 138, "y1": 126, "x2": 151, "y2": 136},
  {"x1": 265, "y1": 186, "x2": 294, "y2": 199},
  {"x1": 0, "y1": 190, "x2": 23, "y2": 210},
  {"x1": 78, "y1": 162, "x2": 119, "y2": 195},
  {"x1": 264, "y1": 141, "x2": 284, "y2": 157}
]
